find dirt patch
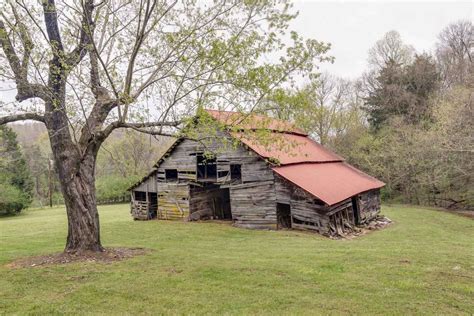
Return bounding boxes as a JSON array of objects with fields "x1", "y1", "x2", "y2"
[{"x1": 6, "y1": 247, "x2": 150, "y2": 269}]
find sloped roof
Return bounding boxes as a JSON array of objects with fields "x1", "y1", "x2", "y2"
[
  {"x1": 205, "y1": 109, "x2": 307, "y2": 136},
  {"x1": 206, "y1": 109, "x2": 385, "y2": 205},
  {"x1": 231, "y1": 131, "x2": 343, "y2": 164},
  {"x1": 273, "y1": 163, "x2": 385, "y2": 206}
]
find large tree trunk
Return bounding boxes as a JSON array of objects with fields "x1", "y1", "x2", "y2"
[
  {"x1": 46, "y1": 97, "x2": 104, "y2": 253},
  {"x1": 61, "y1": 160, "x2": 103, "y2": 253},
  {"x1": 54, "y1": 147, "x2": 103, "y2": 253}
]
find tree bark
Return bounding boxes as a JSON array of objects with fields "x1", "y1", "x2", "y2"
[
  {"x1": 59, "y1": 155, "x2": 103, "y2": 253},
  {"x1": 45, "y1": 96, "x2": 104, "y2": 253}
]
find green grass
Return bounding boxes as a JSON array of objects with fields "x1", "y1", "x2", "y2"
[{"x1": 1, "y1": 204, "x2": 473, "y2": 315}]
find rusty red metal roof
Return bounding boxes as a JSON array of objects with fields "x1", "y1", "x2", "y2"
[
  {"x1": 205, "y1": 109, "x2": 307, "y2": 135},
  {"x1": 205, "y1": 109, "x2": 384, "y2": 204},
  {"x1": 273, "y1": 162, "x2": 385, "y2": 206},
  {"x1": 231, "y1": 131, "x2": 343, "y2": 164}
]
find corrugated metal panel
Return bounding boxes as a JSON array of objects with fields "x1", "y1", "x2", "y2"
[
  {"x1": 205, "y1": 109, "x2": 307, "y2": 135},
  {"x1": 273, "y1": 162, "x2": 385, "y2": 206},
  {"x1": 232, "y1": 131, "x2": 343, "y2": 164}
]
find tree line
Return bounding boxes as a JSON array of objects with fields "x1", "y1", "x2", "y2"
[
  {"x1": 263, "y1": 21, "x2": 473, "y2": 210},
  {"x1": 2, "y1": 20, "x2": 472, "y2": 213},
  {"x1": 2, "y1": 124, "x2": 171, "y2": 209}
]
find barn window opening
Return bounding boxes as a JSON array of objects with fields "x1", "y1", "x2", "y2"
[
  {"x1": 230, "y1": 164, "x2": 242, "y2": 182},
  {"x1": 134, "y1": 191, "x2": 147, "y2": 201},
  {"x1": 165, "y1": 169, "x2": 178, "y2": 182},
  {"x1": 218, "y1": 170, "x2": 229, "y2": 178},
  {"x1": 197, "y1": 153, "x2": 217, "y2": 180}
]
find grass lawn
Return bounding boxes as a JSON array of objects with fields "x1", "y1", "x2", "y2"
[{"x1": 1, "y1": 204, "x2": 473, "y2": 315}]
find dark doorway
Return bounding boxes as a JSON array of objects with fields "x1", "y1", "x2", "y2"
[
  {"x1": 148, "y1": 192, "x2": 158, "y2": 219},
  {"x1": 351, "y1": 196, "x2": 360, "y2": 225},
  {"x1": 212, "y1": 188, "x2": 232, "y2": 220},
  {"x1": 277, "y1": 203, "x2": 292, "y2": 229}
]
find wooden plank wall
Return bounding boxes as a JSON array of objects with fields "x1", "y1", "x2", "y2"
[
  {"x1": 133, "y1": 173, "x2": 157, "y2": 193},
  {"x1": 188, "y1": 185, "x2": 223, "y2": 220},
  {"x1": 157, "y1": 139, "x2": 198, "y2": 182},
  {"x1": 154, "y1": 131, "x2": 279, "y2": 228},
  {"x1": 230, "y1": 181, "x2": 277, "y2": 229},
  {"x1": 157, "y1": 182, "x2": 189, "y2": 220},
  {"x1": 275, "y1": 176, "x2": 331, "y2": 234},
  {"x1": 358, "y1": 189, "x2": 381, "y2": 223},
  {"x1": 327, "y1": 199, "x2": 355, "y2": 235}
]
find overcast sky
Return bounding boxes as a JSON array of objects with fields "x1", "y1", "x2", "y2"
[
  {"x1": 291, "y1": 1, "x2": 473, "y2": 79},
  {"x1": 1, "y1": 1, "x2": 472, "y2": 102}
]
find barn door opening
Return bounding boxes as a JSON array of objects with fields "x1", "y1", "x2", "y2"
[
  {"x1": 277, "y1": 203, "x2": 292, "y2": 229},
  {"x1": 148, "y1": 192, "x2": 158, "y2": 219},
  {"x1": 212, "y1": 188, "x2": 232, "y2": 220}
]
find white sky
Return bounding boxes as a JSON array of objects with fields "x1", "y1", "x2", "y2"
[
  {"x1": 291, "y1": 0, "x2": 473, "y2": 79},
  {"x1": 1, "y1": 1, "x2": 472, "y2": 102}
]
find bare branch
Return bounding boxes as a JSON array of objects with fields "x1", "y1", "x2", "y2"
[
  {"x1": 0, "y1": 19, "x2": 48, "y2": 101},
  {"x1": 98, "y1": 119, "x2": 181, "y2": 141},
  {"x1": 65, "y1": 0, "x2": 95, "y2": 69},
  {"x1": 0, "y1": 113, "x2": 45, "y2": 125}
]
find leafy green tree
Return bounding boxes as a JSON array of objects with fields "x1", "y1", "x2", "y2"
[
  {"x1": 262, "y1": 73, "x2": 361, "y2": 146},
  {"x1": 0, "y1": 1, "x2": 330, "y2": 252},
  {"x1": 0, "y1": 126, "x2": 33, "y2": 214}
]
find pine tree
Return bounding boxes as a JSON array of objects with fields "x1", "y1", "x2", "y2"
[{"x1": 0, "y1": 126, "x2": 33, "y2": 214}]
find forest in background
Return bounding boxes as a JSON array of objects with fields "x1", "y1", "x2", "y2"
[
  {"x1": 4, "y1": 123, "x2": 172, "y2": 208},
  {"x1": 2, "y1": 20, "x2": 472, "y2": 211},
  {"x1": 262, "y1": 20, "x2": 473, "y2": 210}
]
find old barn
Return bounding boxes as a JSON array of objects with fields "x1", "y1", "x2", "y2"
[{"x1": 129, "y1": 109, "x2": 385, "y2": 237}]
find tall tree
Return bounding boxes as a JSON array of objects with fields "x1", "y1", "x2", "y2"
[
  {"x1": 364, "y1": 54, "x2": 439, "y2": 129},
  {"x1": 367, "y1": 30, "x2": 414, "y2": 70},
  {"x1": 436, "y1": 20, "x2": 473, "y2": 88},
  {"x1": 263, "y1": 73, "x2": 360, "y2": 146},
  {"x1": 0, "y1": 1, "x2": 330, "y2": 253}
]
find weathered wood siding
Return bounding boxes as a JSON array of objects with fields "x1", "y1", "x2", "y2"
[
  {"x1": 133, "y1": 173, "x2": 157, "y2": 193},
  {"x1": 327, "y1": 199, "x2": 355, "y2": 235},
  {"x1": 230, "y1": 181, "x2": 277, "y2": 229},
  {"x1": 156, "y1": 139, "x2": 198, "y2": 182},
  {"x1": 154, "y1": 132, "x2": 278, "y2": 228},
  {"x1": 358, "y1": 189, "x2": 381, "y2": 223},
  {"x1": 274, "y1": 176, "x2": 330, "y2": 234},
  {"x1": 157, "y1": 182, "x2": 189, "y2": 220},
  {"x1": 189, "y1": 185, "x2": 223, "y2": 220}
]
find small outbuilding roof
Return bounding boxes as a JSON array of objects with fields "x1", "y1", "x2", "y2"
[{"x1": 273, "y1": 162, "x2": 385, "y2": 206}]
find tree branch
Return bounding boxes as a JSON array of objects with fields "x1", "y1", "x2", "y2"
[
  {"x1": 0, "y1": 113, "x2": 45, "y2": 125},
  {"x1": 98, "y1": 120, "x2": 181, "y2": 141},
  {"x1": 0, "y1": 19, "x2": 48, "y2": 101},
  {"x1": 42, "y1": 0, "x2": 64, "y2": 52},
  {"x1": 65, "y1": 0, "x2": 95, "y2": 69}
]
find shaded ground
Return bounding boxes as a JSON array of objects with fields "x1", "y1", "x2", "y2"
[
  {"x1": 0, "y1": 204, "x2": 473, "y2": 315},
  {"x1": 7, "y1": 247, "x2": 149, "y2": 268}
]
